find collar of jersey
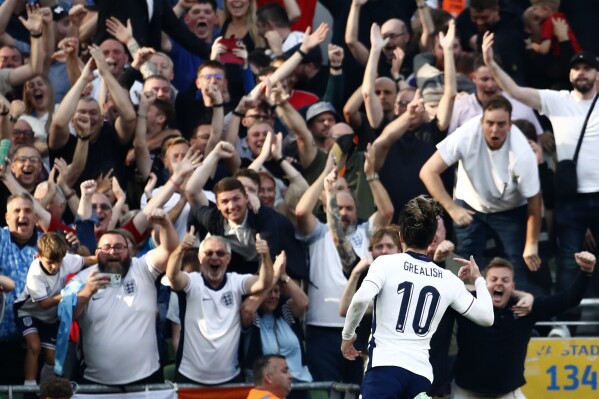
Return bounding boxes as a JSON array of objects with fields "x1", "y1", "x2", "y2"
[
  {"x1": 405, "y1": 251, "x2": 431, "y2": 263},
  {"x1": 201, "y1": 273, "x2": 228, "y2": 291}
]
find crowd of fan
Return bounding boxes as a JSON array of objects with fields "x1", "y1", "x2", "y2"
[{"x1": 0, "y1": 0, "x2": 598, "y2": 398}]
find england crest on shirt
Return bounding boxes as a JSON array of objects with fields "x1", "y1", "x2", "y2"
[
  {"x1": 124, "y1": 280, "x2": 136, "y2": 295},
  {"x1": 220, "y1": 291, "x2": 234, "y2": 307}
]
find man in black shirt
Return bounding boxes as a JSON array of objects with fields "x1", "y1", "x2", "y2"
[{"x1": 453, "y1": 253, "x2": 595, "y2": 398}]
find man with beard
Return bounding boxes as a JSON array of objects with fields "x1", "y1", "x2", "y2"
[
  {"x1": 295, "y1": 154, "x2": 393, "y2": 384},
  {"x1": 482, "y1": 33, "x2": 599, "y2": 314},
  {"x1": 71, "y1": 209, "x2": 177, "y2": 385}
]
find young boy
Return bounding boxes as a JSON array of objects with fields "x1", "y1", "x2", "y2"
[
  {"x1": 13, "y1": 232, "x2": 95, "y2": 386},
  {"x1": 530, "y1": 0, "x2": 581, "y2": 56}
]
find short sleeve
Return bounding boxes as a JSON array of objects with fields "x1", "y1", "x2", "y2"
[{"x1": 362, "y1": 257, "x2": 387, "y2": 292}]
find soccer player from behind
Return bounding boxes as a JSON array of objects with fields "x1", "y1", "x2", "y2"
[
  {"x1": 14, "y1": 232, "x2": 95, "y2": 386},
  {"x1": 341, "y1": 195, "x2": 494, "y2": 399}
]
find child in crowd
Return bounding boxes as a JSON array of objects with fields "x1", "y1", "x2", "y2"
[
  {"x1": 530, "y1": 0, "x2": 582, "y2": 56},
  {"x1": 13, "y1": 232, "x2": 96, "y2": 386}
]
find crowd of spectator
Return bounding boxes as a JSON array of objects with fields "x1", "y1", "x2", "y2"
[{"x1": 0, "y1": 0, "x2": 598, "y2": 398}]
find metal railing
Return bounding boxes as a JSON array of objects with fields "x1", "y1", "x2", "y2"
[{"x1": 0, "y1": 382, "x2": 361, "y2": 399}]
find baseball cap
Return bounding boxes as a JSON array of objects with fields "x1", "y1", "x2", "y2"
[
  {"x1": 306, "y1": 101, "x2": 338, "y2": 124},
  {"x1": 570, "y1": 51, "x2": 599, "y2": 70},
  {"x1": 53, "y1": 6, "x2": 69, "y2": 21}
]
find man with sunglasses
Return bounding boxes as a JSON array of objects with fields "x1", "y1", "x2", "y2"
[
  {"x1": 166, "y1": 231, "x2": 274, "y2": 385},
  {"x1": 70, "y1": 209, "x2": 177, "y2": 385}
]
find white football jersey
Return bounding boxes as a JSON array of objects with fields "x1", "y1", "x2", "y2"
[{"x1": 363, "y1": 251, "x2": 477, "y2": 382}]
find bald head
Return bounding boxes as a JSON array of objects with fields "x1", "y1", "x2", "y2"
[
  {"x1": 381, "y1": 19, "x2": 409, "y2": 51},
  {"x1": 330, "y1": 123, "x2": 354, "y2": 139}
]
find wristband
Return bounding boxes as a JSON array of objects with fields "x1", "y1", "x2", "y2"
[
  {"x1": 77, "y1": 134, "x2": 91, "y2": 141},
  {"x1": 137, "y1": 114, "x2": 147, "y2": 119},
  {"x1": 233, "y1": 110, "x2": 245, "y2": 118},
  {"x1": 297, "y1": 48, "x2": 308, "y2": 58},
  {"x1": 366, "y1": 173, "x2": 379, "y2": 182},
  {"x1": 210, "y1": 103, "x2": 224, "y2": 108},
  {"x1": 330, "y1": 65, "x2": 342, "y2": 70},
  {"x1": 394, "y1": 75, "x2": 405, "y2": 83},
  {"x1": 30, "y1": 31, "x2": 42, "y2": 38},
  {"x1": 0, "y1": 110, "x2": 8, "y2": 116}
]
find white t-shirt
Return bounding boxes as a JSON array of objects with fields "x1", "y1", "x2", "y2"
[
  {"x1": 141, "y1": 189, "x2": 190, "y2": 242},
  {"x1": 301, "y1": 221, "x2": 371, "y2": 327},
  {"x1": 73, "y1": 255, "x2": 161, "y2": 385},
  {"x1": 539, "y1": 89, "x2": 599, "y2": 193},
  {"x1": 16, "y1": 253, "x2": 84, "y2": 323},
  {"x1": 363, "y1": 252, "x2": 483, "y2": 382},
  {"x1": 282, "y1": 31, "x2": 305, "y2": 53},
  {"x1": 438, "y1": 117, "x2": 540, "y2": 213},
  {"x1": 449, "y1": 92, "x2": 543, "y2": 135},
  {"x1": 177, "y1": 271, "x2": 251, "y2": 384}
]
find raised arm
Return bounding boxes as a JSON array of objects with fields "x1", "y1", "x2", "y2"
[
  {"x1": 371, "y1": 110, "x2": 411, "y2": 171},
  {"x1": 8, "y1": 5, "x2": 44, "y2": 87},
  {"x1": 482, "y1": 31, "x2": 541, "y2": 110},
  {"x1": 54, "y1": 158, "x2": 80, "y2": 215},
  {"x1": 88, "y1": 45, "x2": 136, "y2": 144},
  {"x1": 342, "y1": 86, "x2": 364, "y2": 129},
  {"x1": 275, "y1": 97, "x2": 317, "y2": 169},
  {"x1": 145, "y1": 208, "x2": 178, "y2": 272},
  {"x1": 133, "y1": 91, "x2": 156, "y2": 181},
  {"x1": 362, "y1": 23, "x2": 387, "y2": 129},
  {"x1": 166, "y1": 226, "x2": 195, "y2": 291},
  {"x1": 364, "y1": 142, "x2": 394, "y2": 229},
  {"x1": 260, "y1": 23, "x2": 329, "y2": 89},
  {"x1": 345, "y1": 0, "x2": 369, "y2": 65},
  {"x1": 50, "y1": 59, "x2": 95, "y2": 150},
  {"x1": 416, "y1": 0, "x2": 434, "y2": 50},
  {"x1": 203, "y1": 84, "x2": 225, "y2": 156},
  {"x1": 324, "y1": 170, "x2": 359, "y2": 275},
  {"x1": 244, "y1": 235, "x2": 275, "y2": 294},
  {"x1": 185, "y1": 141, "x2": 236, "y2": 206},
  {"x1": 77, "y1": 180, "x2": 96, "y2": 221},
  {"x1": 435, "y1": 20, "x2": 457, "y2": 132},
  {"x1": 295, "y1": 154, "x2": 334, "y2": 235}
]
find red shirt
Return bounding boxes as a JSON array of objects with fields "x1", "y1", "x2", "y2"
[
  {"x1": 540, "y1": 12, "x2": 582, "y2": 56},
  {"x1": 256, "y1": 0, "x2": 317, "y2": 32}
]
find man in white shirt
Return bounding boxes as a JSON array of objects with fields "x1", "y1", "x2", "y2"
[
  {"x1": 341, "y1": 195, "x2": 494, "y2": 399},
  {"x1": 166, "y1": 231, "x2": 273, "y2": 385},
  {"x1": 72, "y1": 209, "x2": 177, "y2": 385},
  {"x1": 481, "y1": 31, "x2": 599, "y2": 301},
  {"x1": 420, "y1": 96, "x2": 542, "y2": 292}
]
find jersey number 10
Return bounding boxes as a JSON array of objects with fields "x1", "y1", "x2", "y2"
[{"x1": 396, "y1": 281, "x2": 441, "y2": 336}]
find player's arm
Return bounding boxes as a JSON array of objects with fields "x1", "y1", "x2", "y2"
[{"x1": 341, "y1": 280, "x2": 380, "y2": 360}]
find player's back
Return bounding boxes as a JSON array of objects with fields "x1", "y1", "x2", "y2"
[{"x1": 364, "y1": 251, "x2": 471, "y2": 382}]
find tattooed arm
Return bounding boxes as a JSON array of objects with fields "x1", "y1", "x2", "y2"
[{"x1": 324, "y1": 170, "x2": 360, "y2": 276}]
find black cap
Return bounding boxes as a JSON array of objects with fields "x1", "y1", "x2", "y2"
[
  {"x1": 570, "y1": 51, "x2": 599, "y2": 70},
  {"x1": 53, "y1": 6, "x2": 69, "y2": 21}
]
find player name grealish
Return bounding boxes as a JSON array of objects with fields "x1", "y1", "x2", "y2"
[{"x1": 404, "y1": 261, "x2": 443, "y2": 278}]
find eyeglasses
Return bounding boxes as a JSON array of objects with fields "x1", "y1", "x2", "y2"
[
  {"x1": 12, "y1": 129, "x2": 34, "y2": 137},
  {"x1": 245, "y1": 114, "x2": 274, "y2": 122},
  {"x1": 99, "y1": 243, "x2": 127, "y2": 253},
  {"x1": 202, "y1": 250, "x2": 228, "y2": 257},
  {"x1": 15, "y1": 156, "x2": 40, "y2": 164},
  {"x1": 382, "y1": 32, "x2": 406, "y2": 40},
  {"x1": 199, "y1": 73, "x2": 224, "y2": 80},
  {"x1": 92, "y1": 203, "x2": 112, "y2": 211}
]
